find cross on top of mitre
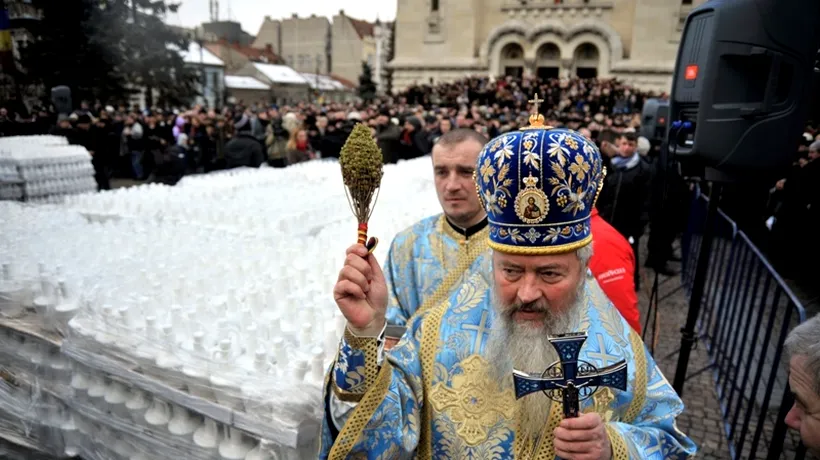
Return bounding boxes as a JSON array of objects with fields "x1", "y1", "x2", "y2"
[{"x1": 524, "y1": 93, "x2": 550, "y2": 130}]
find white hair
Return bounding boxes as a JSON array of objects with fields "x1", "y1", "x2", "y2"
[
  {"x1": 577, "y1": 244, "x2": 594, "y2": 267},
  {"x1": 784, "y1": 314, "x2": 820, "y2": 394}
]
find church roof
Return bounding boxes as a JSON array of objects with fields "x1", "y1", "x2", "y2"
[
  {"x1": 218, "y1": 40, "x2": 282, "y2": 64},
  {"x1": 347, "y1": 16, "x2": 374, "y2": 39},
  {"x1": 252, "y1": 63, "x2": 308, "y2": 85},
  {"x1": 330, "y1": 74, "x2": 357, "y2": 89},
  {"x1": 224, "y1": 75, "x2": 270, "y2": 90},
  {"x1": 300, "y1": 73, "x2": 350, "y2": 91},
  {"x1": 178, "y1": 42, "x2": 225, "y2": 67}
]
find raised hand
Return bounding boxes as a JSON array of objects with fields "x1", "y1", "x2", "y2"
[{"x1": 333, "y1": 244, "x2": 388, "y2": 336}]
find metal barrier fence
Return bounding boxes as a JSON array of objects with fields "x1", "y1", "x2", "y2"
[{"x1": 681, "y1": 186, "x2": 808, "y2": 460}]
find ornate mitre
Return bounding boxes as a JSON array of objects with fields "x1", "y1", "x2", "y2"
[{"x1": 474, "y1": 94, "x2": 605, "y2": 254}]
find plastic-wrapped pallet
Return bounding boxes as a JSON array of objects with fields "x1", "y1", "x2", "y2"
[{"x1": 0, "y1": 136, "x2": 96, "y2": 203}]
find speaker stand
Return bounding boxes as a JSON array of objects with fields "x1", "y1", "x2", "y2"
[{"x1": 672, "y1": 171, "x2": 729, "y2": 396}]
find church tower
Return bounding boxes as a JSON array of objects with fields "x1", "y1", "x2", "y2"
[{"x1": 390, "y1": 0, "x2": 485, "y2": 89}]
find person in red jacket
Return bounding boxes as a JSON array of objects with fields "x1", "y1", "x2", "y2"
[{"x1": 589, "y1": 208, "x2": 642, "y2": 333}]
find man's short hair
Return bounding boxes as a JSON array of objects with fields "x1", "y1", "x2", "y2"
[
  {"x1": 435, "y1": 128, "x2": 489, "y2": 150},
  {"x1": 784, "y1": 314, "x2": 820, "y2": 394},
  {"x1": 619, "y1": 132, "x2": 638, "y2": 143}
]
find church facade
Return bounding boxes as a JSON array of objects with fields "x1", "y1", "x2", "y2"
[{"x1": 389, "y1": 0, "x2": 707, "y2": 92}]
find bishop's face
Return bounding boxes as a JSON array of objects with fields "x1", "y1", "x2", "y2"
[
  {"x1": 491, "y1": 250, "x2": 585, "y2": 332},
  {"x1": 488, "y1": 249, "x2": 587, "y2": 440}
]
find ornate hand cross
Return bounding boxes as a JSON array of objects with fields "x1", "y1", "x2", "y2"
[{"x1": 512, "y1": 332, "x2": 628, "y2": 418}]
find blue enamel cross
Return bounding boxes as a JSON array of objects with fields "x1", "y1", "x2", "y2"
[{"x1": 512, "y1": 332, "x2": 628, "y2": 418}]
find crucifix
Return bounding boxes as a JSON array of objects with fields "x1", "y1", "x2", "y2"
[{"x1": 512, "y1": 332, "x2": 628, "y2": 418}]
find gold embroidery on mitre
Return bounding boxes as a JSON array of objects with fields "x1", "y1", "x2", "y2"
[
  {"x1": 430, "y1": 354, "x2": 515, "y2": 446},
  {"x1": 514, "y1": 174, "x2": 550, "y2": 225}
]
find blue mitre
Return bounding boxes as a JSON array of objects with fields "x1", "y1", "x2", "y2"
[{"x1": 475, "y1": 95, "x2": 604, "y2": 254}]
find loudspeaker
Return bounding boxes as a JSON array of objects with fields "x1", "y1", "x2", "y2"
[
  {"x1": 668, "y1": 0, "x2": 820, "y2": 180},
  {"x1": 640, "y1": 98, "x2": 669, "y2": 142},
  {"x1": 51, "y1": 86, "x2": 72, "y2": 115}
]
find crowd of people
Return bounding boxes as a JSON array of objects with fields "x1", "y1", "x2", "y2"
[
  {"x1": 0, "y1": 76, "x2": 656, "y2": 176},
  {"x1": 1, "y1": 75, "x2": 817, "y2": 280}
]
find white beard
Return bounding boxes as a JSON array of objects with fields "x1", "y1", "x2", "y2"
[{"x1": 485, "y1": 280, "x2": 585, "y2": 441}]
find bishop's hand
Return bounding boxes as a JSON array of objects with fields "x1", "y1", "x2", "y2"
[
  {"x1": 553, "y1": 413, "x2": 612, "y2": 460},
  {"x1": 333, "y1": 244, "x2": 388, "y2": 337}
]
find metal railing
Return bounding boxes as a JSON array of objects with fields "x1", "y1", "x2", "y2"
[{"x1": 681, "y1": 186, "x2": 808, "y2": 460}]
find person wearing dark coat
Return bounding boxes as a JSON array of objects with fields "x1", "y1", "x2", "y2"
[
  {"x1": 400, "y1": 116, "x2": 430, "y2": 160},
  {"x1": 223, "y1": 114, "x2": 265, "y2": 169},
  {"x1": 374, "y1": 111, "x2": 401, "y2": 164},
  {"x1": 90, "y1": 116, "x2": 112, "y2": 190},
  {"x1": 595, "y1": 131, "x2": 653, "y2": 285},
  {"x1": 71, "y1": 114, "x2": 114, "y2": 189}
]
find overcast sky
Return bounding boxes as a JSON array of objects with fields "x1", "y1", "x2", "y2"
[{"x1": 167, "y1": 0, "x2": 398, "y2": 36}]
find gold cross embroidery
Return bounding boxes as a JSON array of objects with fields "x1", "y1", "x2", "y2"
[{"x1": 461, "y1": 311, "x2": 490, "y2": 355}]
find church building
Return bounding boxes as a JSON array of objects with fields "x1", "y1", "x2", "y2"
[{"x1": 389, "y1": 0, "x2": 706, "y2": 92}]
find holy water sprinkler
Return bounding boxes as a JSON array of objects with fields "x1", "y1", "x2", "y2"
[{"x1": 339, "y1": 123, "x2": 384, "y2": 253}]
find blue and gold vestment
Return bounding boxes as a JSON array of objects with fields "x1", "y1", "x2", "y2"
[
  {"x1": 319, "y1": 99, "x2": 696, "y2": 459},
  {"x1": 319, "y1": 273, "x2": 697, "y2": 459},
  {"x1": 383, "y1": 214, "x2": 491, "y2": 326}
]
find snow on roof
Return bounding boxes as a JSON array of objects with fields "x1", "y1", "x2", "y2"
[
  {"x1": 179, "y1": 42, "x2": 225, "y2": 67},
  {"x1": 253, "y1": 63, "x2": 308, "y2": 85},
  {"x1": 224, "y1": 75, "x2": 270, "y2": 91},
  {"x1": 300, "y1": 72, "x2": 349, "y2": 91}
]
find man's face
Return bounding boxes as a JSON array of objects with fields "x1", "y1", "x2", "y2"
[
  {"x1": 440, "y1": 119, "x2": 452, "y2": 133},
  {"x1": 432, "y1": 140, "x2": 484, "y2": 227},
  {"x1": 491, "y1": 251, "x2": 584, "y2": 330},
  {"x1": 618, "y1": 137, "x2": 637, "y2": 157},
  {"x1": 809, "y1": 148, "x2": 819, "y2": 161},
  {"x1": 786, "y1": 355, "x2": 820, "y2": 454},
  {"x1": 487, "y1": 249, "x2": 586, "y2": 439},
  {"x1": 579, "y1": 128, "x2": 592, "y2": 141},
  {"x1": 316, "y1": 116, "x2": 328, "y2": 129}
]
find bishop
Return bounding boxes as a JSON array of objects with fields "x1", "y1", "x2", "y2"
[{"x1": 321, "y1": 108, "x2": 696, "y2": 459}]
